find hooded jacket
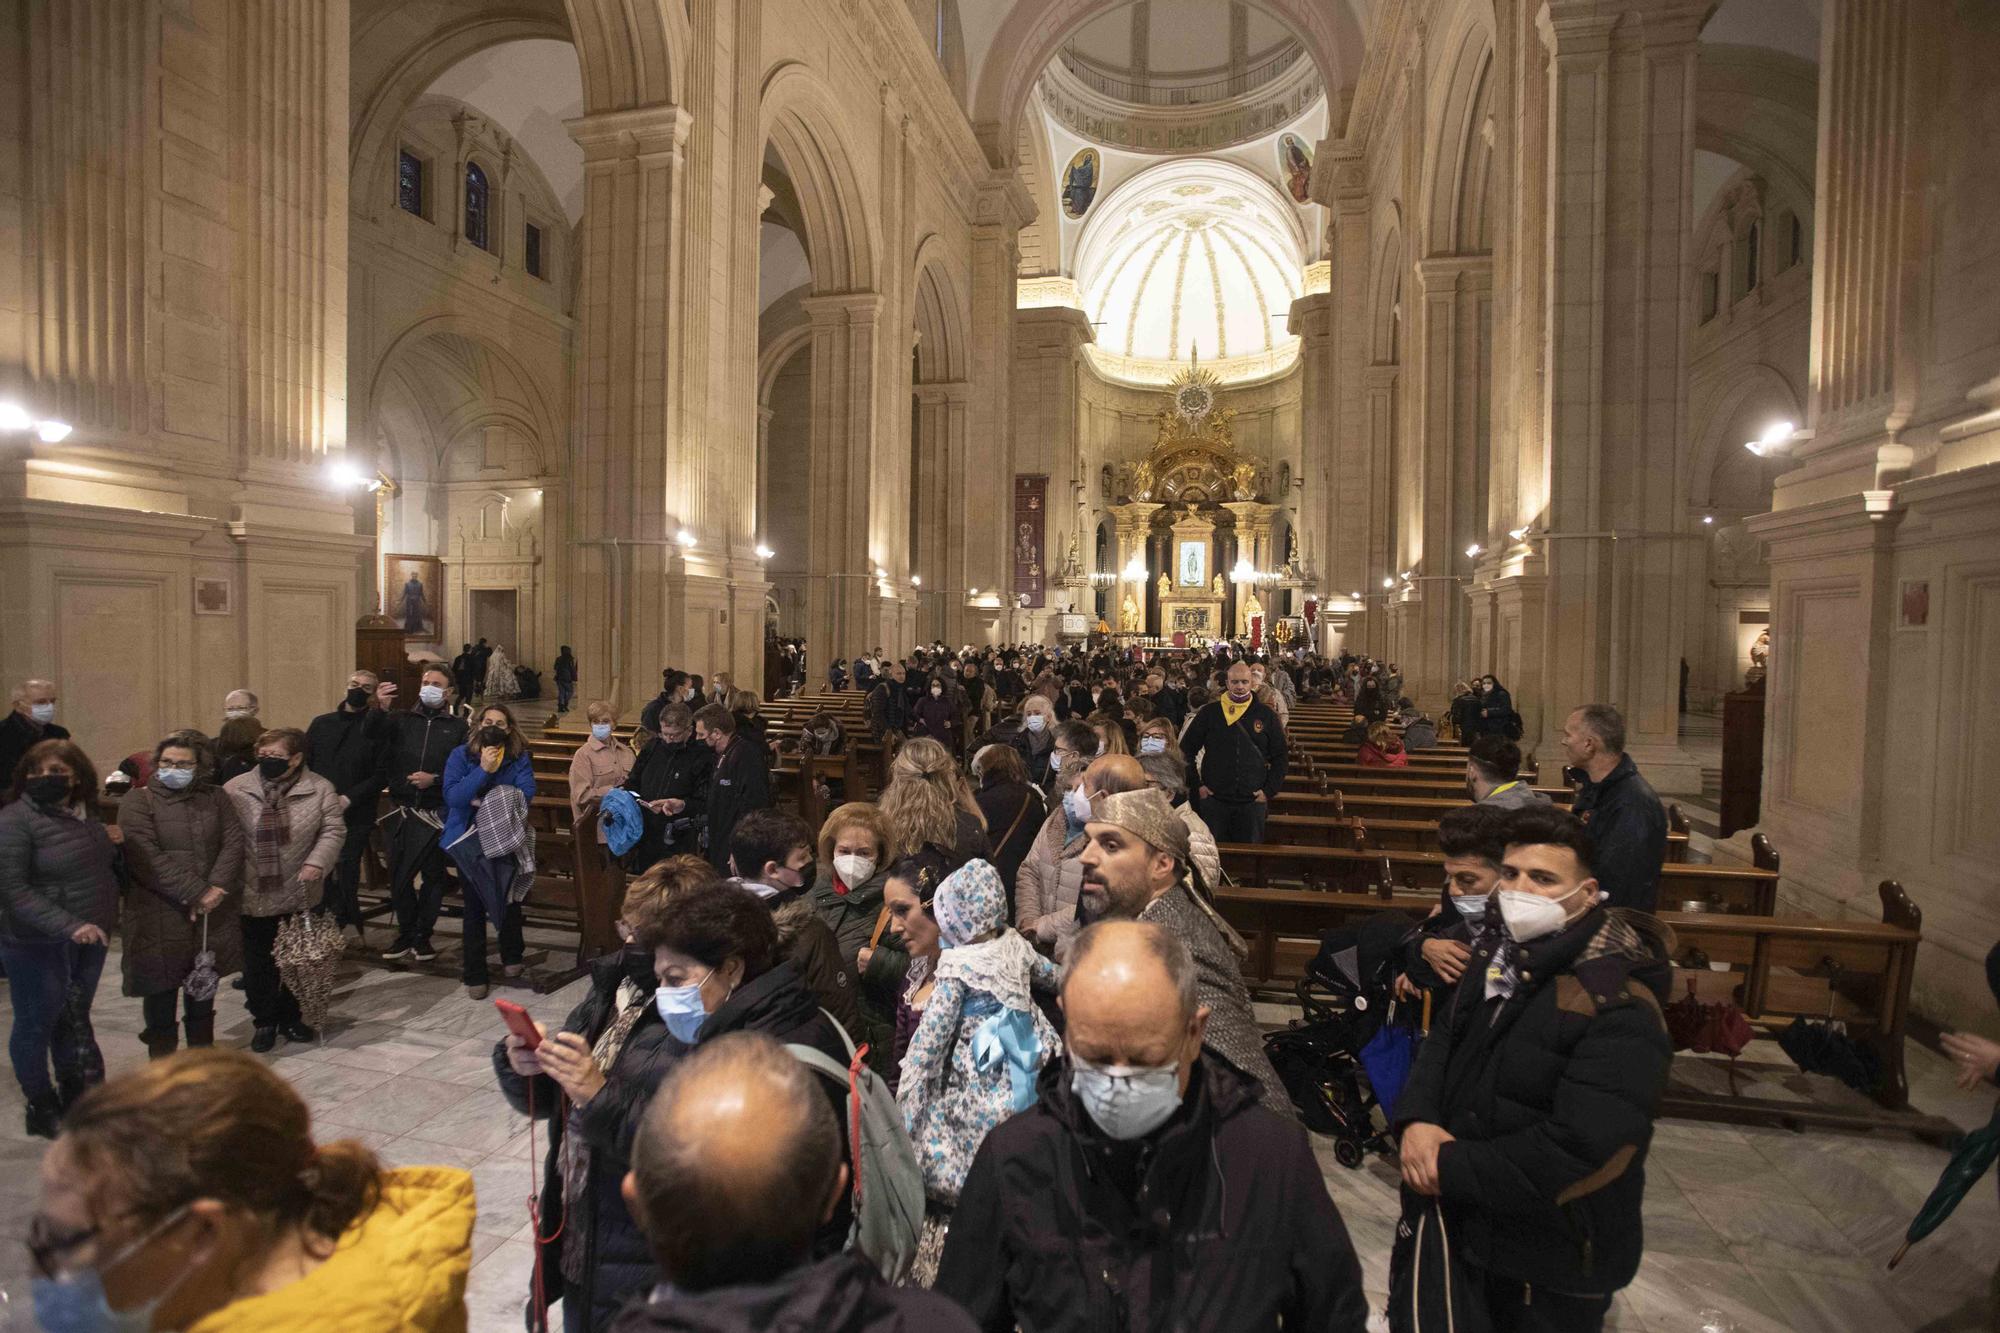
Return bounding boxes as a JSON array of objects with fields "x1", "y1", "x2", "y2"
[
  {"x1": 1395, "y1": 906, "x2": 1674, "y2": 1296},
  {"x1": 1570, "y1": 754, "x2": 1668, "y2": 912},
  {"x1": 934, "y1": 1052, "x2": 1369, "y2": 1333},
  {"x1": 185, "y1": 1166, "x2": 475, "y2": 1333},
  {"x1": 607, "y1": 1253, "x2": 975, "y2": 1333},
  {"x1": 117, "y1": 778, "x2": 246, "y2": 996}
]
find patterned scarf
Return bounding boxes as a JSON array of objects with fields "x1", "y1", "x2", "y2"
[
  {"x1": 1480, "y1": 916, "x2": 1519, "y2": 1004},
  {"x1": 253, "y1": 770, "x2": 295, "y2": 896},
  {"x1": 560, "y1": 977, "x2": 651, "y2": 1281}
]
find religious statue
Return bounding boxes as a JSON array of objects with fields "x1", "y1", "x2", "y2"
[
  {"x1": 1211, "y1": 573, "x2": 1225, "y2": 597},
  {"x1": 1157, "y1": 572, "x2": 1170, "y2": 601},
  {"x1": 1119, "y1": 593, "x2": 1141, "y2": 633},
  {"x1": 1128, "y1": 457, "x2": 1155, "y2": 502},
  {"x1": 1745, "y1": 627, "x2": 1770, "y2": 689},
  {"x1": 1231, "y1": 461, "x2": 1260, "y2": 501}
]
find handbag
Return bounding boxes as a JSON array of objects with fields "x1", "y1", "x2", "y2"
[{"x1": 1388, "y1": 1190, "x2": 1491, "y2": 1333}]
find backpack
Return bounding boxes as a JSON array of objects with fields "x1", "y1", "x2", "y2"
[{"x1": 788, "y1": 1012, "x2": 925, "y2": 1283}]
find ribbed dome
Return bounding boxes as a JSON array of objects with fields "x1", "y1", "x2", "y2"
[{"x1": 1076, "y1": 160, "x2": 1306, "y2": 385}]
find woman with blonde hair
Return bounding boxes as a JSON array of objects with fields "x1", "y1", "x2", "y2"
[
  {"x1": 1358, "y1": 721, "x2": 1409, "y2": 768},
  {"x1": 1086, "y1": 711, "x2": 1131, "y2": 758},
  {"x1": 34, "y1": 1048, "x2": 473, "y2": 1330},
  {"x1": 878, "y1": 737, "x2": 990, "y2": 866},
  {"x1": 809, "y1": 802, "x2": 904, "y2": 1073}
]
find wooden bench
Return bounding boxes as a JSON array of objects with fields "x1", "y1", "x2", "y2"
[{"x1": 1260, "y1": 811, "x2": 1690, "y2": 862}]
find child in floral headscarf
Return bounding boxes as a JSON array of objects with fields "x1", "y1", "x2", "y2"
[{"x1": 897, "y1": 857, "x2": 1062, "y2": 1285}]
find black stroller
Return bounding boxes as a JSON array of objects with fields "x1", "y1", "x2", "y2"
[{"x1": 1263, "y1": 911, "x2": 1417, "y2": 1168}]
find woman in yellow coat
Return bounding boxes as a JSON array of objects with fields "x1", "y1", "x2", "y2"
[{"x1": 27, "y1": 1048, "x2": 474, "y2": 1331}]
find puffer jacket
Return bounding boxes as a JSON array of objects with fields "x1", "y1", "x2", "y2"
[
  {"x1": 0, "y1": 796, "x2": 119, "y2": 942},
  {"x1": 808, "y1": 863, "x2": 905, "y2": 1076},
  {"x1": 185, "y1": 1166, "x2": 474, "y2": 1333},
  {"x1": 1395, "y1": 907, "x2": 1674, "y2": 1296},
  {"x1": 495, "y1": 948, "x2": 683, "y2": 1330},
  {"x1": 768, "y1": 890, "x2": 863, "y2": 1036},
  {"x1": 221, "y1": 769, "x2": 346, "y2": 917},
  {"x1": 117, "y1": 780, "x2": 245, "y2": 996},
  {"x1": 1013, "y1": 805, "x2": 1085, "y2": 952},
  {"x1": 608, "y1": 1252, "x2": 975, "y2": 1333}
]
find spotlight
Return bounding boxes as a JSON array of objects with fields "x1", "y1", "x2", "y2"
[
  {"x1": 1382, "y1": 577, "x2": 1394, "y2": 589},
  {"x1": 1508, "y1": 526, "x2": 1530, "y2": 541},
  {"x1": 911, "y1": 574, "x2": 922, "y2": 586},
  {"x1": 329, "y1": 461, "x2": 368, "y2": 490},
  {"x1": 1350, "y1": 590, "x2": 1363, "y2": 599},
  {"x1": 754, "y1": 544, "x2": 774, "y2": 560},
  {"x1": 1701, "y1": 515, "x2": 1714, "y2": 525},
  {"x1": 1465, "y1": 543, "x2": 1482, "y2": 559},
  {"x1": 0, "y1": 403, "x2": 33, "y2": 432},
  {"x1": 34, "y1": 420, "x2": 72, "y2": 443},
  {"x1": 675, "y1": 530, "x2": 696, "y2": 548}
]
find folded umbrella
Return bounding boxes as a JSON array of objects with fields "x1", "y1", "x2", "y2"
[
  {"x1": 1889, "y1": 1101, "x2": 1998, "y2": 1269},
  {"x1": 274, "y1": 910, "x2": 346, "y2": 1033},
  {"x1": 184, "y1": 912, "x2": 219, "y2": 1005}
]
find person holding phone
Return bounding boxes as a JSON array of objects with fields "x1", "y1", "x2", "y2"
[
  {"x1": 444, "y1": 704, "x2": 535, "y2": 999},
  {"x1": 493, "y1": 857, "x2": 715, "y2": 1331}
]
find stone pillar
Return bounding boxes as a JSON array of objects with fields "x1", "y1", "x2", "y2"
[
  {"x1": 1319, "y1": 143, "x2": 1384, "y2": 653},
  {"x1": 912, "y1": 381, "x2": 970, "y2": 642},
  {"x1": 1109, "y1": 501, "x2": 1163, "y2": 632},
  {"x1": 1288, "y1": 287, "x2": 1334, "y2": 604},
  {"x1": 969, "y1": 177, "x2": 1034, "y2": 641},
  {"x1": 1013, "y1": 304, "x2": 1095, "y2": 641},
  {"x1": 802, "y1": 292, "x2": 890, "y2": 667},
  {"x1": 1522, "y1": 0, "x2": 1708, "y2": 791},
  {"x1": 1361, "y1": 365, "x2": 1400, "y2": 656}
]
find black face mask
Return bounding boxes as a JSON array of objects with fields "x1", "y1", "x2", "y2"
[
  {"x1": 257, "y1": 755, "x2": 292, "y2": 782},
  {"x1": 478, "y1": 726, "x2": 509, "y2": 750},
  {"x1": 24, "y1": 774, "x2": 71, "y2": 806},
  {"x1": 345, "y1": 686, "x2": 371, "y2": 709}
]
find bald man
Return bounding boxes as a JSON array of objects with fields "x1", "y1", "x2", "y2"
[
  {"x1": 613, "y1": 1032, "x2": 972, "y2": 1332},
  {"x1": 935, "y1": 922, "x2": 1366, "y2": 1333},
  {"x1": 1, "y1": 679, "x2": 68, "y2": 794}
]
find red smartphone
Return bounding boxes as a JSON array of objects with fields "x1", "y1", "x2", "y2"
[{"x1": 494, "y1": 998, "x2": 542, "y2": 1050}]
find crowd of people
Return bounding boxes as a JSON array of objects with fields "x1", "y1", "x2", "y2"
[{"x1": 5, "y1": 644, "x2": 1974, "y2": 1333}]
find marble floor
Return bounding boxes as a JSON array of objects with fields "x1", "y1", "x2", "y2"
[{"x1": 0, "y1": 949, "x2": 1992, "y2": 1332}]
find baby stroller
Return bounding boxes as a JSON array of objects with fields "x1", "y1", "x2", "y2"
[{"x1": 1263, "y1": 912, "x2": 1415, "y2": 1168}]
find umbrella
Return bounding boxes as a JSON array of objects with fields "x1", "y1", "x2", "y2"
[
  {"x1": 1888, "y1": 1101, "x2": 1998, "y2": 1269},
  {"x1": 184, "y1": 912, "x2": 220, "y2": 1004},
  {"x1": 274, "y1": 910, "x2": 347, "y2": 1033}
]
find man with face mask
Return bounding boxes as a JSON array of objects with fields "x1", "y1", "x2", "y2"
[
  {"x1": 1395, "y1": 805, "x2": 1672, "y2": 1333},
  {"x1": 380, "y1": 667, "x2": 469, "y2": 962},
  {"x1": 725, "y1": 810, "x2": 860, "y2": 1034},
  {"x1": 0, "y1": 679, "x2": 69, "y2": 797},
  {"x1": 934, "y1": 920, "x2": 1367, "y2": 1333},
  {"x1": 1391, "y1": 803, "x2": 1511, "y2": 1006},
  {"x1": 304, "y1": 670, "x2": 391, "y2": 939},
  {"x1": 622, "y1": 703, "x2": 713, "y2": 872},
  {"x1": 863, "y1": 662, "x2": 910, "y2": 743},
  {"x1": 1176, "y1": 661, "x2": 1288, "y2": 845},
  {"x1": 694, "y1": 705, "x2": 770, "y2": 876}
]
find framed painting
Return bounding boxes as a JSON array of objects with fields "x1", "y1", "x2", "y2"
[
  {"x1": 1062, "y1": 148, "x2": 1100, "y2": 219},
  {"x1": 385, "y1": 554, "x2": 443, "y2": 640}
]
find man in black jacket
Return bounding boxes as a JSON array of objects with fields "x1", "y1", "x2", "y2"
[
  {"x1": 305, "y1": 670, "x2": 391, "y2": 935},
  {"x1": 1176, "y1": 661, "x2": 1287, "y2": 844},
  {"x1": 0, "y1": 679, "x2": 69, "y2": 796},
  {"x1": 694, "y1": 704, "x2": 769, "y2": 875},
  {"x1": 1559, "y1": 704, "x2": 1667, "y2": 911},
  {"x1": 379, "y1": 665, "x2": 469, "y2": 962},
  {"x1": 611, "y1": 1031, "x2": 973, "y2": 1333},
  {"x1": 1396, "y1": 805, "x2": 1673, "y2": 1332},
  {"x1": 623, "y1": 703, "x2": 712, "y2": 872},
  {"x1": 862, "y1": 663, "x2": 909, "y2": 742},
  {"x1": 936, "y1": 920, "x2": 1368, "y2": 1332}
]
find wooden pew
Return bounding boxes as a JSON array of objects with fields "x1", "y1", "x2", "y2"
[{"x1": 1261, "y1": 811, "x2": 1690, "y2": 862}]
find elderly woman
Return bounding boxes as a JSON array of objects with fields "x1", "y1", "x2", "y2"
[
  {"x1": 445, "y1": 703, "x2": 536, "y2": 1000},
  {"x1": 1013, "y1": 720, "x2": 1098, "y2": 952},
  {"x1": 808, "y1": 803, "x2": 903, "y2": 1073},
  {"x1": 498, "y1": 855, "x2": 715, "y2": 1331},
  {"x1": 897, "y1": 859, "x2": 1062, "y2": 1286},
  {"x1": 34, "y1": 1049, "x2": 473, "y2": 1329},
  {"x1": 0, "y1": 739, "x2": 120, "y2": 1136},
  {"x1": 877, "y1": 737, "x2": 991, "y2": 866},
  {"x1": 982, "y1": 694, "x2": 1056, "y2": 788},
  {"x1": 223, "y1": 728, "x2": 344, "y2": 1051},
  {"x1": 119, "y1": 730, "x2": 244, "y2": 1060},
  {"x1": 568, "y1": 701, "x2": 634, "y2": 835}
]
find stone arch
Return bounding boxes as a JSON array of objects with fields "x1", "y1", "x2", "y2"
[
  {"x1": 1696, "y1": 44, "x2": 1819, "y2": 223},
  {"x1": 564, "y1": 0, "x2": 692, "y2": 114},
  {"x1": 1369, "y1": 218, "x2": 1405, "y2": 365},
  {"x1": 760, "y1": 62, "x2": 879, "y2": 294},
  {"x1": 912, "y1": 238, "x2": 972, "y2": 383},
  {"x1": 1684, "y1": 361, "x2": 1802, "y2": 509},
  {"x1": 1422, "y1": 11, "x2": 1495, "y2": 254},
  {"x1": 970, "y1": 0, "x2": 1365, "y2": 167},
  {"x1": 366, "y1": 314, "x2": 563, "y2": 462}
]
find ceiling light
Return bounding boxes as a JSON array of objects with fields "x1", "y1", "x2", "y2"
[
  {"x1": 754, "y1": 544, "x2": 774, "y2": 560},
  {"x1": 34, "y1": 420, "x2": 72, "y2": 443},
  {"x1": 0, "y1": 403, "x2": 32, "y2": 432}
]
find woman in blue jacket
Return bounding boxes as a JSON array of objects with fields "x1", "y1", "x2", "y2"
[{"x1": 444, "y1": 702, "x2": 536, "y2": 998}]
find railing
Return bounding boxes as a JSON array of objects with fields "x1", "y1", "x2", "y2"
[{"x1": 1057, "y1": 41, "x2": 1304, "y2": 108}]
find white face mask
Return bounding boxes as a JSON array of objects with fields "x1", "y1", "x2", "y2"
[
  {"x1": 1495, "y1": 881, "x2": 1593, "y2": 943},
  {"x1": 1048, "y1": 749, "x2": 1063, "y2": 773},
  {"x1": 29, "y1": 702, "x2": 56, "y2": 725},
  {"x1": 1071, "y1": 1057, "x2": 1184, "y2": 1141},
  {"x1": 419, "y1": 685, "x2": 446, "y2": 709},
  {"x1": 1450, "y1": 894, "x2": 1488, "y2": 922},
  {"x1": 833, "y1": 853, "x2": 876, "y2": 886},
  {"x1": 1063, "y1": 785, "x2": 1093, "y2": 826},
  {"x1": 1023, "y1": 714, "x2": 1046, "y2": 734},
  {"x1": 1139, "y1": 736, "x2": 1167, "y2": 755},
  {"x1": 223, "y1": 707, "x2": 254, "y2": 720}
]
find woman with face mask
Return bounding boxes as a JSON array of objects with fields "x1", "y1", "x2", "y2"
[
  {"x1": 568, "y1": 701, "x2": 635, "y2": 845},
  {"x1": 498, "y1": 857, "x2": 715, "y2": 1330},
  {"x1": 0, "y1": 739, "x2": 120, "y2": 1137},
  {"x1": 118, "y1": 731, "x2": 245, "y2": 1061},
  {"x1": 808, "y1": 804, "x2": 902, "y2": 1076},
  {"x1": 443, "y1": 704, "x2": 536, "y2": 1000},
  {"x1": 32, "y1": 1048, "x2": 473, "y2": 1332},
  {"x1": 908, "y1": 673, "x2": 964, "y2": 754},
  {"x1": 222, "y1": 728, "x2": 345, "y2": 1051},
  {"x1": 988, "y1": 695, "x2": 1056, "y2": 788}
]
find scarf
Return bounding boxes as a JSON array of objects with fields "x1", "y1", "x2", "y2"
[
  {"x1": 253, "y1": 772, "x2": 296, "y2": 896},
  {"x1": 1219, "y1": 694, "x2": 1251, "y2": 727},
  {"x1": 561, "y1": 977, "x2": 652, "y2": 1280}
]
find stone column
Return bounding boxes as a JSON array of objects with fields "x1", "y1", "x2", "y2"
[
  {"x1": 1361, "y1": 365, "x2": 1400, "y2": 656},
  {"x1": 1109, "y1": 501, "x2": 1163, "y2": 632},
  {"x1": 802, "y1": 292, "x2": 889, "y2": 667},
  {"x1": 1013, "y1": 304, "x2": 1095, "y2": 641},
  {"x1": 968, "y1": 176, "x2": 1035, "y2": 641},
  {"x1": 912, "y1": 381, "x2": 970, "y2": 641},
  {"x1": 1319, "y1": 143, "x2": 1384, "y2": 653}
]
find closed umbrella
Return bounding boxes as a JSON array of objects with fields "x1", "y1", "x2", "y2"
[
  {"x1": 1888, "y1": 1102, "x2": 1998, "y2": 1269},
  {"x1": 274, "y1": 911, "x2": 347, "y2": 1033},
  {"x1": 184, "y1": 912, "x2": 220, "y2": 1005}
]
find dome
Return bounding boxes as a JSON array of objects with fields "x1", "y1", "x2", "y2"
[{"x1": 1075, "y1": 159, "x2": 1307, "y2": 386}]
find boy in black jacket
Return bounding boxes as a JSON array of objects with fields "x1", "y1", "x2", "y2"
[
  {"x1": 1395, "y1": 806, "x2": 1672, "y2": 1332},
  {"x1": 1176, "y1": 661, "x2": 1287, "y2": 844}
]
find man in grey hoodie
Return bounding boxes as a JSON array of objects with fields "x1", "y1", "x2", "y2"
[{"x1": 1466, "y1": 735, "x2": 1550, "y2": 809}]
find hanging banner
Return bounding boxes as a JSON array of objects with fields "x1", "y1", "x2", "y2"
[{"x1": 1014, "y1": 475, "x2": 1047, "y2": 609}]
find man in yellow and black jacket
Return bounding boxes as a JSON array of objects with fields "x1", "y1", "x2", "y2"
[{"x1": 1177, "y1": 659, "x2": 1287, "y2": 844}]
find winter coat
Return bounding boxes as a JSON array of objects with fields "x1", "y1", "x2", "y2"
[
  {"x1": 1013, "y1": 806, "x2": 1085, "y2": 949},
  {"x1": 1139, "y1": 881, "x2": 1292, "y2": 1120},
  {"x1": 1475, "y1": 685, "x2": 1518, "y2": 738},
  {"x1": 1402, "y1": 716, "x2": 1439, "y2": 751},
  {"x1": 495, "y1": 948, "x2": 683, "y2": 1329},
  {"x1": 973, "y1": 778, "x2": 1044, "y2": 903},
  {"x1": 606, "y1": 1252, "x2": 975, "y2": 1333},
  {"x1": 1570, "y1": 754, "x2": 1668, "y2": 912},
  {"x1": 570, "y1": 736, "x2": 637, "y2": 841},
  {"x1": 768, "y1": 890, "x2": 863, "y2": 1036},
  {"x1": 1395, "y1": 907, "x2": 1674, "y2": 1297},
  {"x1": 221, "y1": 769, "x2": 346, "y2": 917},
  {"x1": 809, "y1": 863, "x2": 905, "y2": 1074},
  {"x1": 1179, "y1": 698, "x2": 1289, "y2": 803},
  {"x1": 981, "y1": 716, "x2": 1053, "y2": 787},
  {"x1": 1356, "y1": 740, "x2": 1408, "y2": 768},
  {"x1": 441, "y1": 746, "x2": 536, "y2": 851},
  {"x1": 117, "y1": 780, "x2": 245, "y2": 996},
  {"x1": 0, "y1": 796, "x2": 118, "y2": 942},
  {"x1": 184, "y1": 1167, "x2": 474, "y2": 1333},
  {"x1": 934, "y1": 1052, "x2": 1369, "y2": 1333},
  {"x1": 705, "y1": 737, "x2": 771, "y2": 873},
  {"x1": 381, "y1": 707, "x2": 470, "y2": 812},
  {"x1": 0, "y1": 712, "x2": 70, "y2": 797},
  {"x1": 304, "y1": 706, "x2": 389, "y2": 809},
  {"x1": 864, "y1": 681, "x2": 908, "y2": 739},
  {"x1": 623, "y1": 738, "x2": 713, "y2": 867},
  {"x1": 908, "y1": 693, "x2": 959, "y2": 747}
]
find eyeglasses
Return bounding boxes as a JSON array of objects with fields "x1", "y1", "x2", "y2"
[{"x1": 156, "y1": 762, "x2": 197, "y2": 773}]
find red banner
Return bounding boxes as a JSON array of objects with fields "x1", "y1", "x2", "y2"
[{"x1": 1014, "y1": 475, "x2": 1046, "y2": 609}]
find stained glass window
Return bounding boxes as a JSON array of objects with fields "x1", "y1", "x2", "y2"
[
  {"x1": 525, "y1": 222, "x2": 544, "y2": 278},
  {"x1": 465, "y1": 162, "x2": 490, "y2": 251},
  {"x1": 397, "y1": 150, "x2": 423, "y2": 217}
]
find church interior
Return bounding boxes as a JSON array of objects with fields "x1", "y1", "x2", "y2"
[{"x1": 3, "y1": 0, "x2": 2000, "y2": 1328}]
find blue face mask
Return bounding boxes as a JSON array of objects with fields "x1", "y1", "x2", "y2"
[
  {"x1": 34, "y1": 1205, "x2": 192, "y2": 1333},
  {"x1": 1451, "y1": 894, "x2": 1488, "y2": 922},
  {"x1": 1138, "y1": 736, "x2": 1167, "y2": 755},
  {"x1": 591, "y1": 723, "x2": 613, "y2": 742},
  {"x1": 155, "y1": 767, "x2": 195, "y2": 791},
  {"x1": 655, "y1": 971, "x2": 716, "y2": 1044}
]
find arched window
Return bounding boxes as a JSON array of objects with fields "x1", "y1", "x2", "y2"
[{"x1": 465, "y1": 162, "x2": 491, "y2": 251}]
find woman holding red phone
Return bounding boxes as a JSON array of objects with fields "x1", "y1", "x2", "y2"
[{"x1": 492, "y1": 856, "x2": 714, "y2": 1332}]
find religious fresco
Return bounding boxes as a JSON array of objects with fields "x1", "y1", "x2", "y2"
[
  {"x1": 1061, "y1": 147, "x2": 1100, "y2": 219},
  {"x1": 1278, "y1": 132, "x2": 1313, "y2": 204}
]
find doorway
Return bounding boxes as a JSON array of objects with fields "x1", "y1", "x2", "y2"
[{"x1": 470, "y1": 589, "x2": 519, "y2": 657}]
